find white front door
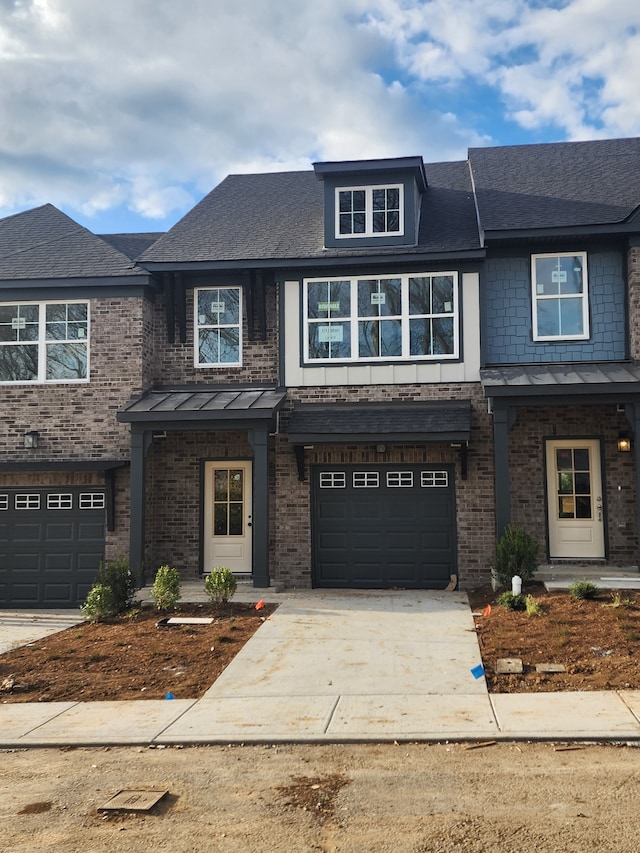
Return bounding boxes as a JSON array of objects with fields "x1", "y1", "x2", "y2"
[
  {"x1": 203, "y1": 461, "x2": 252, "y2": 574},
  {"x1": 545, "y1": 439, "x2": 605, "y2": 559}
]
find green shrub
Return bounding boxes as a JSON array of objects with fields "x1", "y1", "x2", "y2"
[
  {"x1": 204, "y1": 567, "x2": 237, "y2": 605},
  {"x1": 569, "y1": 579, "x2": 600, "y2": 600},
  {"x1": 490, "y1": 524, "x2": 540, "y2": 589},
  {"x1": 497, "y1": 591, "x2": 527, "y2": 611},
  {"x1": 151, "y1": 565, "x2": 182, "y2": 610},
  {"x1": 96, "y1": 556, "x2": 137, "y2": 613},
  {"x1": 80, "y1": 584, "x2": 116, "y2": 622}
]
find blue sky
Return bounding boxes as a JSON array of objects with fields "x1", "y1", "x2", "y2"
[{"x1": 0, "y1": 0, "x2": 639, "y2": 235}]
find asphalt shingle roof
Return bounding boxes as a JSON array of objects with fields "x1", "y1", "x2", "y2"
[
  {"x1": 139, "y1": 161, "x2": 481, "y2": 265},
  {"x1": 286, "y1": 400, "x2": 472, "y2": 443},
  {"x1": 469, "y1": 137, "x2": 640, "y2": 232},
  {"x1": 99, "y1": 232, "x2": 164, "y2": 260},
  {"x1": 0, "y1": 204, "x2": 148, "y2": 280}
]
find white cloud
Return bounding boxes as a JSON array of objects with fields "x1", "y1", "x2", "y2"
[
  {"x1": 0, "y1": 0, "x2": 638, "y2": 230},
  {"x1": 0, "y1": 0, "x2": 481, "y2": 227},
  {"x1": 366, "y1": 0, "x2": 640, "y2": 140}
]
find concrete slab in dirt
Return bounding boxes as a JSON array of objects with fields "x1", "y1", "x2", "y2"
[
  {"x1": 490, "y1": 692, "x2": 640, "y2": 738},
  {"x1": 326, "y1": 694, "x2": 499, "y2": 740},
  {"x1": 157, "y1": 695, "x2": 339, "y2": 742},
  {"x1": 496, "y1": 658, "x2": 523, "y2": 674},
  {"x1": 19, "y1": 700, "x2": 196, "y2": 745},
  {"x1": 0, "y1": 702, "x2": 77, "y2": 743},
  {"x1": 0, "y1": 610, "x2": 82, "y2": 655}
]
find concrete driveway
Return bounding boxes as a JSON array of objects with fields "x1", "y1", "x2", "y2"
[{"x1": 0, "y1": 609, "x2": 83, "y2": 655}]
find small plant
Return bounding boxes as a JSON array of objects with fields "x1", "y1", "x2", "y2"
[
  {"x1": 205, "y1": 567, "x2": 237, "y2": 605},
  {"x1": 497, "y1": 591, "x2": 527, "y2": 611},
  {"x1": 151, "y1": 565, "x2": 182, "y2": 610},
  {"x1": 525, "y1": 594, "x2": 543, "y2": 616},
  {"x1": 608, "y1": 591, "x2": 634, "y2": 609},
  {"x1": 569, "y1": 579, "x2": 601, "y2": 600},
  {"x1": 80, "y1": 583, "x2": 116, "y2": 622},
  {"x1": 490, "y1": 524, "x2": 540, "y2": 589},
  {"x1": 95, "y1": 556, "x2": 137, "y2": 614}
]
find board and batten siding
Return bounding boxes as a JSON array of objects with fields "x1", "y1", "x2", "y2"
[{"x1": 282, "y1": 272, "x2": 481, "y2": 387}]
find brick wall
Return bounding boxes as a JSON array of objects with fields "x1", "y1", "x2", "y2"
[
  {"x1": 0, "y1": 295, "x2": 145, "y2": 462},
  {"x1": 509, "y1": 405, "x2": 637, "y2": 564},
  {"x1": 149, "y1": 283, "x2": 279, "y2": 385},
  {"x1": 145, "y1": 430, "x2": 254, "y2": 576}
]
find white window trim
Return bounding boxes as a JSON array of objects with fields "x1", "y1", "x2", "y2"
[
  {"x1": 335, "y1": 184, "x2": 404, "y2": 239},
  {"x1": 194, "y1": 286, "x2": 243, "y2": 368},
  {"x1": 303, "y1": 272, "x2": 459, "y2": 364},
  {"x1": 531, "y1": 252, "x2": 589, "y2": 342},
  {"x1": 0, "y1": 300, "x2": 90, "y2": 385}
]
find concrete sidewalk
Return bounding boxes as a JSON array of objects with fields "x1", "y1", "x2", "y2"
[{"x1": 2, "y1": 589, "x2": 640, "y2": 746}]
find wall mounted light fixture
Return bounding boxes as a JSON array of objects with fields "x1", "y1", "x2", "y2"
[
  {"x1": 23, "y1": 430, "x2": 40, "y2": 449},
  {"x1": 617, "y1": 432, "x2": 632, "y2": 453}
]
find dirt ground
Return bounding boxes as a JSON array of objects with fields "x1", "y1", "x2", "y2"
[
  {"x1": 468, "y1": 583, "x2": 640, "y2": 693},
  {"x1": 2, "y1": 742, "x2": 640, "y2": 852},
  {"x1": 0, "y1": 602, "x2": 276, "y2": 703},
  {"x1": 2, "y1": 584, "x2": 640, "y2": 702}
]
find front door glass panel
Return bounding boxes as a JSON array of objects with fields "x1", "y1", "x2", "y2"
[{"x1": 213, "y1": 468, "x2": 244, "y2": 536}]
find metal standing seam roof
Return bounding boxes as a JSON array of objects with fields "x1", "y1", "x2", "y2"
[
  {"x1": 117, "y1": 387, "x2": 287, "y2": 423},
  {"x1": 286, "y1": 401, "x2": 472, "y2": 443},
  {"x1": 480, "y1": 362, "x2": 640, "y2": 396}
]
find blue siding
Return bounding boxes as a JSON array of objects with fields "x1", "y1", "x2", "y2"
[{"x1": 483, "y1": 251, "x2": 626, "y2": 364}]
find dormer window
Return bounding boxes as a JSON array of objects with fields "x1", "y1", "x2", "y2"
[
  {"x1": 336, "y1": 185, "x2": 403, "y2": 238},
  {"x1": 314, "y1": 157, "x2": 426, "y2": 249}
]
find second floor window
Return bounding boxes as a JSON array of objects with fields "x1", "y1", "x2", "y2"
[
  {"x1": 336, "y1": 185, "x2": 403, "y2": 238},
  {"x1": 0, "y1": 301, "x2": 88, "y2": 383},
  {"x1": 532, "y1": 252, "x2": 589, "y2": 341},
  {"x1": 195, "y1": 286, "x2": 242, "y2": 366},
  {"x1": 304, "y1": 273, "x2": 458, "y2": 363}
]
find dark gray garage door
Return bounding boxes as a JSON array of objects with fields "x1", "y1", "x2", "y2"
[
  {"x1": 0, "y1": 488, "x2": 105, "y2": 608},
  {"x1": 312, "y1": 464, "x2": 456, "y2": 589}
]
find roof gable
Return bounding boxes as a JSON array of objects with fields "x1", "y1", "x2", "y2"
[
  {"x1": 469, "y1": 137, "x2": 640, "y2": 233},
  {"x1": 0, "y1": 204, "x2": 147, "y2": 281}
]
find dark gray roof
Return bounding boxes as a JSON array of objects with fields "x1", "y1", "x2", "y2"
[
  {"x1": 469, "y1": 137, "x2": 640, "y2": 233},
  {"x1": 99, "y1": 232, "x2": 164, "y2": 259},
  {"x1": 139, "y1": 162, "x2": 481, "y2": 265},
  {"x1": 0, "y1": 204, "x2": 147, "y2": 280},
  {"x1": 481, "y1": 362, "x2": 640, "y2": 397},
  {"x1": 117, "y1": 386, "x2": 287, "y2": 424},
  {"x1": 286, "y1": 400, "x2": 472, "y2": 443}
]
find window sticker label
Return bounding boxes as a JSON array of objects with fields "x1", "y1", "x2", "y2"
[
  {"x1": 552, "y1": 270, "x2": 567, "y2": 284},
  {"x1": 370, "y1": 293, "x2": 386, "y2": 305},
  {"x1": 318, "y1": 301, "x2": 340, "y2": 312},
  {"x1": 210, "y1": 301, "x2": 225, "y2": 313},
  {"x1": 11, "y1": 317, "x2": 26, "y2": 330},
  {"x1": 318, "y1": 326, "x2": 344, "y2": 342}
]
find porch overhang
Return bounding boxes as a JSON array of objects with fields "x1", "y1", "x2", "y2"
[
  {"x1": 286, "y1": 400, "x2": 472, "y2": 481},
  {"x1": 117, "y1": 385, "x2": 286, "y2": 432},
  {"x1": 118, "y1": 386, "x2": 286, "y2": 590},
  {"x1": 481, "y1": 362, "x2": 640, "y2": 403}
]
